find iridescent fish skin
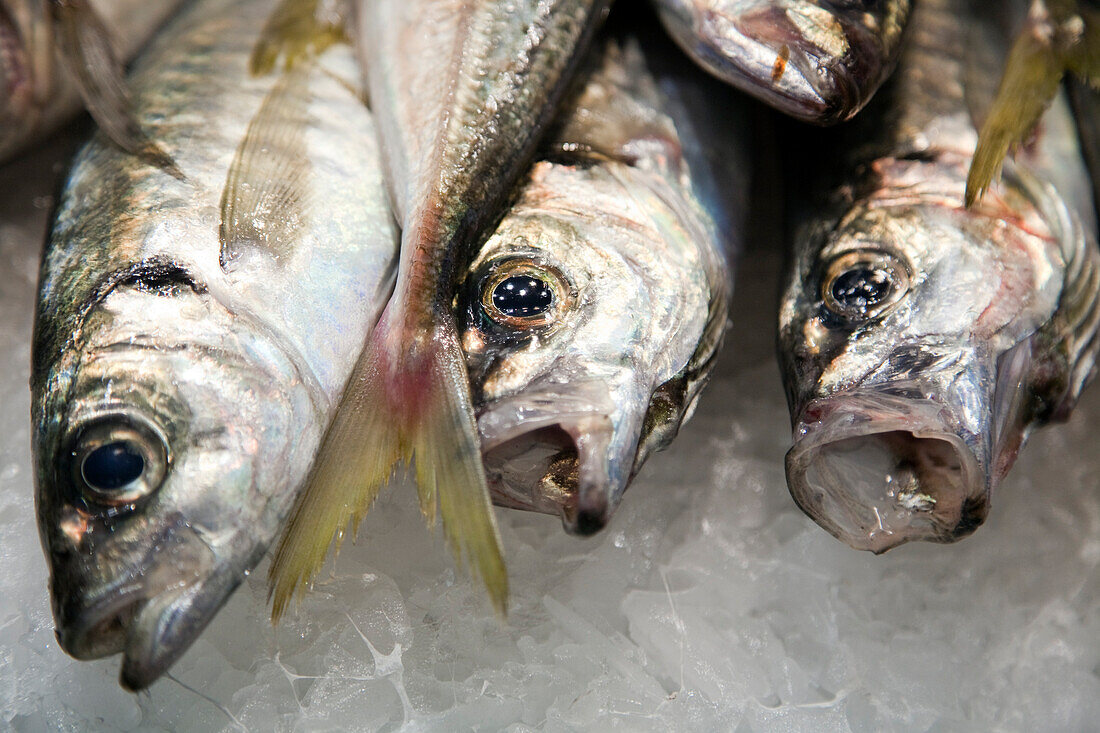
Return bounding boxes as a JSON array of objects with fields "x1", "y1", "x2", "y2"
[
  {"x1": 653, "y1": 0, "x2": 910, "y2": 124},
  {"x1": 459, "y1": 37, "x2": 740, "y2": 534},
  {"x1": 0, "y1": 0, "x2": 184, "y2": 164},
  {"x1": 33, "y1": 0, "x2": 396, "y2": 689},
  {"x1": 778, "y1": 0, "x2": 1100, "y2": 553}
]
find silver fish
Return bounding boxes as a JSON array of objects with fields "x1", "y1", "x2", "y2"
[
  {"x1": 459, "y1": 35, "x2": 740, "y2": 534},
  {"x1": 269, "y1": 0, "x2": 608, "y2": 619},
  {"x1": 778, "y1": 0, "x2": 1100, "y2": 552},
  {"x1": 0, "y1": 0, "x2": 185, "y2": 166},
  {"x1": 33, "y1": 0, "x2": 397, "y2": 689},
  {"x1": 652, "y1": 0, "x2": 910, "y2": 124}
]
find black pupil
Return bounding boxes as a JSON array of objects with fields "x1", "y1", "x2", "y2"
[
  {"x1": 81, "y1": 441, "x2": 145, "y2": 491},
  {"x1": 831, "y1": 266, "x2": 892, "y2": 313},
  {"x1": 491, "y1": 275, "x2": 553, "y2": 318}
]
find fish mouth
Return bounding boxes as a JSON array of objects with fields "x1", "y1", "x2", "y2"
[
  {"x1": 56, "y1": 568, "x2": 240, "y2": 691},
  {"x1": 785, "y1": 393, "x2": 987, "y2": 553},
  {"x1": 683, "y1": 6, "x2": 878, "y2": 124},
  {"x1": 478, "y1": 383, "x2": 630, "y2": 536}
]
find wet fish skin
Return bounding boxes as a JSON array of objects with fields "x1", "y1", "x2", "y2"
[
  {"x1": 778, "y1": 0, "x2": 1100, "y2": 553},
  {"x1": 269, "y1": 0, "x2": 608, "y2": 618},
  {"x1": 33, "y1": 0, "x2": 397, "y2": 689},
  {"x1": 0, "y1": 0, "x2": 184, "y2": 164},
  {"x1": 653, "y1": 0, "x2": 910, "y2": 124},
  {"x1": 459, "y1": 35, "x2": 740, "y2": 534}
]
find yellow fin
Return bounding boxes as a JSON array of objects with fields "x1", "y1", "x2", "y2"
[
  {"x1": 50, "y1": 0, "x2": 182, "y2": 179},
  {"x1": 966, "y1": 2, "x2": 1063, "y2": 208},
  {"x1": 268, "y1": 314, "x2": 508, "y2": 623},
  {"x1": 967, "y1": 0, "x2": 1100, "y2": 207},
  {"x1": 249, "y1": 0, "x2": 347, "y2": 77}
]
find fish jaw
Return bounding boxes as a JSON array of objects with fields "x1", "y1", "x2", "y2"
[
  {"x1": 478, "y1": 378, "x2": 645, "y2": 535},
  {"x1": 50, "y1": 516, "x2": 243, "y2": 691},
  {"x1": 656, "y1": 0, "x2": 908, "y2": 124},
  {"x1": 785, "y1": 389, "x2": 988, "y2": 553}
]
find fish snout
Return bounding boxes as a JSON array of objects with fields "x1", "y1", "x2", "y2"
[
  {"x1": 478, "y1": 380, "x2": 638, "y2": 535},
  {"x1": 49, "y1": 520, "x2": 234, "y2": 689},
  {"x1": 785, "y1": 390, "x2": 988, "y2": 553}
]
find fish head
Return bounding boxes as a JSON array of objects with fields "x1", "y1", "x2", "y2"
[
  {"x1": 655, "y1": 0, "x2": 909, "y2": 123},
  {"x1": 459, "y1": 162, "x2": 725, "y2": 535},
  {"x1": 779, "y1": 192, "x2": 1065, "y2": 552},
  {"x1": 35, "y1": 266, "x2": 316, "y2": 689}
]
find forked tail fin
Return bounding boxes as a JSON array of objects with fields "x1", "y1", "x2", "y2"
[{"x1": 268, "y1": 313, "x2": 508, "y2": 622}]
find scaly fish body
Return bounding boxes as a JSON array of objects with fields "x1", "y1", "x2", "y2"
[
  {"x1": 0, "y1": 0, "x2": 184, "y2": 163},
  {"x1": 33, "y1": 0, "x2": 397, "y2": 689},
  {"x1": 653, "y1": 0, "x2": 910, "y2": 123},
  {"x1": 778, "y1": 0, "x2": 1100, "y2": 552},
  {"x1": 461, "y1": 35, "x2": 741, "y2": 534},
  {"x1": 269, "y1": 0, "x2": 608, "y2": 617}
]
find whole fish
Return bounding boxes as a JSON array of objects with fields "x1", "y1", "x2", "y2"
[
  {"x1": 778, "y1": 0, "x2": 1100, "y2": 552},
  {"x1": 33, "y1": 0, "x2": 397, "y2": 689},
  {"x1": 269, "y1": 0, "x2": 609, "y2": 618},
  {"x1": 652, "y1": 0, "x2": 910, "y2": 124},
  {"x1": 0, "y1": 0, "x2": 184, "y2": 166},
  {"x1": 459, "y1": 34, "x2": 739, "y2": 533}
]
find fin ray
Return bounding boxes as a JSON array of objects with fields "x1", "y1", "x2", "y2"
[
  {"x1": 268, "y1": 314, "x2": 508, "y2": 622},
  {"x1": 50, "y1": 0, "x2": 182, "y2": 178},
  {"x1": 219, "y1": 63, "x2": 314, "y2": 270}
]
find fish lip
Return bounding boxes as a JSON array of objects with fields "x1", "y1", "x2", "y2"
[
  {"x1": 54, "y1": 574, "x2": 236, "y2": 691},
  {"x1": 678, "y1": 10, "x2": 873, "y2": 124},
  {"x1": 117, "y1": 569, "x2": 239, "y2": 691},
  {"x1": 478, "y1": 387, "x2": 625, "y2": 536},
  {"x1": 785, "y1": 392, "x2": 987, "y2": 553},
  {"x1": 52, "y1": 521, "x2": 238, "y2": 690}
]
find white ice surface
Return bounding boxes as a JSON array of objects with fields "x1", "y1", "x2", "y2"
[{"x1": 2, "y1": 135, "x2": 1099, "y2": 732}]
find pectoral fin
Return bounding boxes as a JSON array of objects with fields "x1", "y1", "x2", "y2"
[
  {"x1": 50, "y1": 0, "x2": 181, "y2": 178},
  {"x1": 219, "y1": 63, "x2": 313, "y2": 270}
]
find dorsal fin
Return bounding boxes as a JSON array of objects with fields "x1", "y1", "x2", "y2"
[
  {"x1": 50, "y1": 0, "x2": 182, "y2": 179},
  {"x1": 219, "y1": 63, "x2": 314, "y2": 271},
  {"x1": 249, "y1": 0, "x2": 347, "y2": 76}
]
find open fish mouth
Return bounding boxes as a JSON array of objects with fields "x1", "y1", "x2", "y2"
[
  {"x1": 478, "y1": 382, "x2": 628, "y2": 536},
  {"x1": 785, "y1": 392, "x2": 987, "y2": 553}
]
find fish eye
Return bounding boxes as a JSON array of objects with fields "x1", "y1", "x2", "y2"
[
  {"x1": 480, "y1": 258, "x2": 572, "y2": 329},
  {"x1": 821, "y1": 249, "x2": 910, "y2": 321},
  {"x1": 68, "y1": 416, "x2": 169, "y2": 508}
]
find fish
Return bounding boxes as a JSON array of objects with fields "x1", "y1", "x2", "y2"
[
  {"x1": 0, "y1": 0, "x2": 184, "y2": 167},
  {"x1": 32, "y1": 0, "x2": 397, "y2": 689},
  {"x1": 777, "y1": 0, "x2": 1100, "y2": 553},
  {"x1": 268, "y1": 0, "x2": 609, "y2": 619},
  {"x1": 459, "y1": 33, "x2": 740, "y2": 534},
  {"x1": 651, "y1": 0, "x2": 911, "y2": 124}
]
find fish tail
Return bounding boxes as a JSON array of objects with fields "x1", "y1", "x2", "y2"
[
  {"x1": 268, "y1": 322, "x2": 400, "y2": 623},
  {"x1": 410, "y1": 320, "x2": 508, "y2": 616},
  {"x1": 268, "y1": 312, "x2": 508, "y2": 622}
]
